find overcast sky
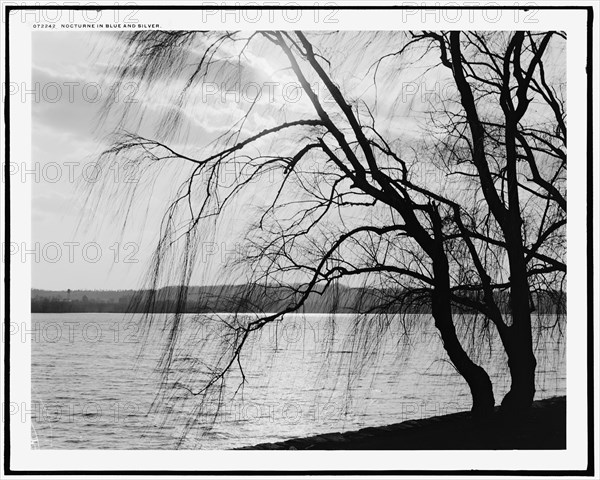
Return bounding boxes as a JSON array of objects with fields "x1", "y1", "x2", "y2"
[
  {"x1": 32, "y1": 32, "x2": 147, "y2": 290},
  {"x1": 31, "y1": 31, "x2": 433, "y2": 290},
  {"x1": 31, "y1": 30, "x2": 564, "y2": 291}
]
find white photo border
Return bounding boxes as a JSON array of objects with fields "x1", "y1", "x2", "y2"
[{"x1": 2, "y1": 1, "x2": 597, "y2": 476}]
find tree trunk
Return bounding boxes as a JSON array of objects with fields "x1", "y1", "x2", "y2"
[
  {"x1": 431, "y1": 288, "x2": 496, "y2": 416},
  {"x1": 500, "y1": 278, "x2": 537, "y2": 411},
  {"x1": 501, "y1": 330, "x2": 537, "y2": 411},
  {"x1": 500, "y1": 223, "x2": 537, "y2": 412},
  {"x1": 430, "y1": 242, "x2": 495, "y2": 416}
]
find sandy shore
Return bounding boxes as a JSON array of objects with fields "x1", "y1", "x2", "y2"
[{"x1": 237, "y1": 396, "x2": 566, "y2": 450}]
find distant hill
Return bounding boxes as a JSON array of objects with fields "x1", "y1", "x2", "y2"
[
  {"x1": 31, "y1": 285, "x2": 390, "y2": 314},
  {"x1": 31, "y1": 286, "x2": 565, "y2": 315}
]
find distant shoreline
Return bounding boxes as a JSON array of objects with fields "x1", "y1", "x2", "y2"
[
  {"x1": 31, "y1": 286, "x2": 566, "y2": 315},
  {"x1": 237, "y1": 396, "x2": 566, "y2": 450}
]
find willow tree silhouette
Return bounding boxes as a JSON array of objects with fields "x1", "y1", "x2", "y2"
[{"x1": 93, "y1": 30, "x2": 565, "y2": 442}]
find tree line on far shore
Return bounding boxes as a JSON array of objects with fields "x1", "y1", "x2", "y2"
[{"x1": 31, "y1": 285, "x2": 565, "y2": 315}]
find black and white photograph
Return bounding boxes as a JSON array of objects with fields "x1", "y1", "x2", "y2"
[{"x1": 2, "y1": 2, "x2": 598, "y2": 477}]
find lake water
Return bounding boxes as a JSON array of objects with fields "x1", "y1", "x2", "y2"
[{"x1": 31, "y1": 312, "x2": 565, "y2": 449}]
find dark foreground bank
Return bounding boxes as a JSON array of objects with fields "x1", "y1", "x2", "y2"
[{"x1": 237, "y1": 396, "x2": 566, "y2": 450}]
